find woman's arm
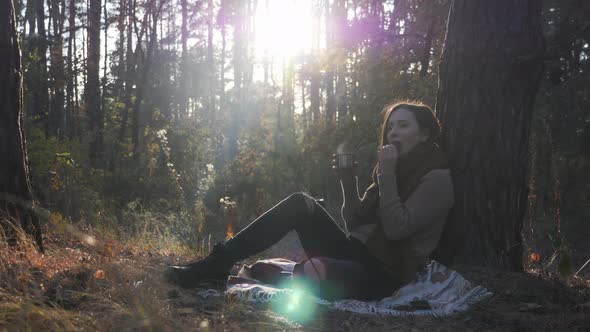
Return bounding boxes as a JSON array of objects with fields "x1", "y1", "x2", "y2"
[{"x1": 377, "y1": 169, "x2": 454, "y2": 240}]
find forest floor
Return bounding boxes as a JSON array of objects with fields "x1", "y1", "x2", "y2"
[{"x1": 1, "y1": 223, "x2": 590, "y2": 331}]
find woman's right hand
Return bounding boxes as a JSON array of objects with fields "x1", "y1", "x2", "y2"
[{"x1": 331, "y1": 154, "x2": 358, "y2": 180}]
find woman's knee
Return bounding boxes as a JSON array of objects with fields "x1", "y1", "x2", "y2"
[{"x1": 287, "y1": 192, "x2": 316, "y2": 214}]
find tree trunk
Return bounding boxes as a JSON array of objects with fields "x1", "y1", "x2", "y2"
[
  {"x1": 0, "y1": 0, "x2": 43, "y2": 251},
  {"x1": 309, "y1": 0, "x2": 320, "y2": 124},
  {"x1": 207, "y1": 0, "x2": 215, "y2": 119},
  {"x1": 114, "y1": 0, "x2": 125, "y2": 92},
  {"x1": 29, "y1": 0, "x2": 49, "y2": 123},
  {"x1": 65, "y1": 0, "x2": 76, "y2": 138},
  {"x1": 225, "y1": 0, "x2": 245, "y2": 162},
  {"x1": 179, "y1": 0, "x2": 188, "y2": 116},
  {"x1": 334, "y1": 0, "x2": 347, "y2": 126},
  {"x1": 101, "y1": 0, "x2": 108, "y2": 131},
  {"x1": 324, "y1": 0, "x2": 335, "y2": 124},
  {"x1": 107, "y1": 0, "x2": 130, "y2": 172},
  {"x1": 25, "y1": 0, "x2": 36, "y2": 35},
  {"x1": 301, "y1": 76, "x2": 307, "y2": 130},
  {"x1": 132, "y1": 0, "x2": 164, "y2": 163},
  {"x1": 86, "y1": 0, "x2": 103, "y2": 167},
  {"x1": 309, "y1": 69, "x2": 320, "y2": 124},
  {"x1": 419, "y1": 15, "x2": 435, "y2": 77},
  {"x1": 219, "y1": 0, "x2": 226, "y2": 126},
  {"x1": 433, "y1": 0, "x2": 544, "y2": 270},
  {"x1": 49, "y1": 0, "x2": 66, "y2": 137}
]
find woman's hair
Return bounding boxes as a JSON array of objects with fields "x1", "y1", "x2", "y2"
[{"x1": 379, "y1": 101, "x2": 441, "y2": 147}]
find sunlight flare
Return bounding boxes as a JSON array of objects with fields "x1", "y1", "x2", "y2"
[{"x1": 254, "y1": 0, "x2": 316, "y2": 58}]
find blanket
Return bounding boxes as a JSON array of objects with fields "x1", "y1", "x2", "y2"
[{"x1": 197, "y1": 259, "x2": 492, "y2": 317}]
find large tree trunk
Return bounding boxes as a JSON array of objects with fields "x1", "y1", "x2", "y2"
[
  {"x1": 434, "y1": 0, "x2": 544, "y2": 270},
  {"x1": 0, "y1": 0, "x2": 43, "y2": 251}
]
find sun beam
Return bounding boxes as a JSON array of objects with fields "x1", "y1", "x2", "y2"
[{"x1": 254, "y1": 0, "x2": 316, "y2": 59}]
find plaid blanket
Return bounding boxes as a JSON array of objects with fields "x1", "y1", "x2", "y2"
[{"x1": 197, "y1": 259, "x2": 492, "y2": 317}]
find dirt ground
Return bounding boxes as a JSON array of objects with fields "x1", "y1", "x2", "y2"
[{"x1": 1, "y1": 227, "x2": 589, "y2": 331}]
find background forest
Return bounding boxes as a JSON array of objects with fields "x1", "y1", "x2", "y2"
[{"x1": 13, "y1": 0, "x2": 590, "y2": 273}]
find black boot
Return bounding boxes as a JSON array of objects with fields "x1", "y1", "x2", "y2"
[{"x1": 164, "y1": 242, "x2": 236, "y2": 289}]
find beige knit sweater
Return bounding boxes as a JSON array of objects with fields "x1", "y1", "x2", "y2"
[{"x1": 349, "y1": 168, "x2": 454, "y2": 283}]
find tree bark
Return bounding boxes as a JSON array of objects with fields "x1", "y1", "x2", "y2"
[
  {"x1": 433, "y1": 0, "x2": 544, "y2": 270},
  {"x1": 0, "y1": 0, "x2": 43, "y2": 251}
]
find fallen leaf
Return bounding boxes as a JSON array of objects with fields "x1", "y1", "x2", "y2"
[{"x1": 93, "y1": 269, "x2": 106, "y2": 280}]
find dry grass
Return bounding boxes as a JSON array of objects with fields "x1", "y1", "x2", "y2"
[{"x1": 1, "y1": 216, "x2": 590, "y2": 331}]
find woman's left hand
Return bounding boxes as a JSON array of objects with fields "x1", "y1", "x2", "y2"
[{"x1": 378, "y1": 144, "x2": 398, "y2": 175}]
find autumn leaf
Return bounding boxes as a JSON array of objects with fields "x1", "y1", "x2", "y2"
[{"x1": 93, "y1": 269, "x2": 106, "y2": 280}]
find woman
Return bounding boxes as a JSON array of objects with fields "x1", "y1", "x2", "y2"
[{"x1": 164, "y1": 101, "x2": 454, "y2": 301}]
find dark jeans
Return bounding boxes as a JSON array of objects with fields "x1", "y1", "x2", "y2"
[{"x1": 223, "y1": 192, "x2": 397, "y2": 301}]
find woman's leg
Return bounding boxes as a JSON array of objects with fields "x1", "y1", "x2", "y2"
[
  {"x1": 165, "y1": 192, "x2": 356, "y2": 287},
  {"x1": 223, "y1": 192, "x2": 354, "y2": 261}
]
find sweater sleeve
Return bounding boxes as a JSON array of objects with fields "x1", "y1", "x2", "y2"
[{"x1": 376, "y1": 169, "x2": 454, "y2": 241}]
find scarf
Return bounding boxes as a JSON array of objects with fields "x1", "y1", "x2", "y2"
[{"x1": 355, "y1": 142, "x2": 448, "y2": 217}]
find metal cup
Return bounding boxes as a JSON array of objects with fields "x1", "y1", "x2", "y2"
[{"x1": 336, "y1": 153, "x2": 354, "y2": 169}]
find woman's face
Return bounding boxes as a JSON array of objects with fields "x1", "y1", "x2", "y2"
[{"x1": 385, "y1": 108, "x2": 429, "y2": 155}]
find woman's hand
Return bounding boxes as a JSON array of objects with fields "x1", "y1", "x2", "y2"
[
  {"x1": 331, "y1": 154, "x2": 358, "y2": 180},
  {"x1": 378, "y1": 144, "x2": 398, "y2": 175}
]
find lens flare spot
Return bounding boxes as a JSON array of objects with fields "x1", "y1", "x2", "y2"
[{"x1": 272, "y1": 280, "x2": 318, "y2": 323}]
